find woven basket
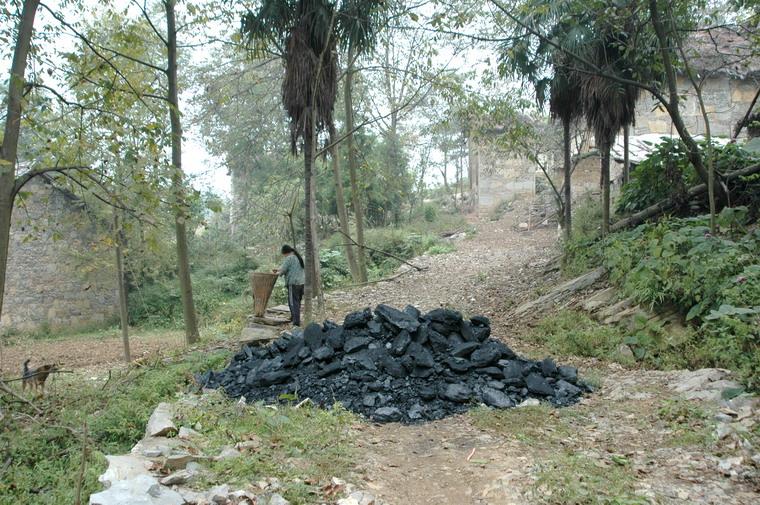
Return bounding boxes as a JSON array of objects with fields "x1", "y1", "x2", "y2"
[{"x1": 250, "y1": 272, "x2": 278, "y2": 317}]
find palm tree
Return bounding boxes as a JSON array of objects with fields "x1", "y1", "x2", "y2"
[
  {"x1": 549, "y1": 58, "x2": 583, "y2": 240},
  {"x1": 579, "y1": 30, "x2": 640, "y2": 236},
  {"x1": 241, "y1": 0, "x2": 386, "y2": 320},
  {"x1": 500, "y1": 7, "x2": 585, "y2": 240}
]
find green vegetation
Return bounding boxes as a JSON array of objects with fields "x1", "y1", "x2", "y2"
[
  {"x1": 530, "y1": 451, "x2": 648, "y2": 505},
  {"x1": 176, "y1": 395, "x2": 356, "y2": 503},
  {"x1": 617, "y1": 140, "x2": 760, "y2": 215},
  {"x1": 0, "y1": 349, "x2": 230, "y2": 504},
  {"x1": 527, "y1": 310, "x2": 630, "y2": 362},
  {"x1": 657, "y1": 399, "x2": 713, "y2": 448},
  {"x1": 559, "y1": 209, "x2": 760, "y2": 388}
]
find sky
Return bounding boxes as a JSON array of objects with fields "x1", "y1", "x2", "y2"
[{"x1": 4, "y1": 1, "x2": 499, "y2": 199}]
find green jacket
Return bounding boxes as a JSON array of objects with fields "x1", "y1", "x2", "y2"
[{"x1": 279, "y1": 254, "x2": 305, "y2": 286}]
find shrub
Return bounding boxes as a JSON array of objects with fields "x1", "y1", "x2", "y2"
[
  {"x1": 423, "y1": 203, "x2": 438, "y2": 223},
  {"x1": 600, "y1": 214, "x2": 760, "y2": 387},
  {"x1": 617, "y1": 139, "x2": 760, "y2": 215},
  {"x1": 320, "y1": 248, "x2": 351, "y2": 289}
]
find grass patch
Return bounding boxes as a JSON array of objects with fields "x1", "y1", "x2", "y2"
[
  {"x1": 530, "y1": 450, "x2": 648, "y2": 505},
  {"x1": 469, "y1": 404, "x2": 577, "y2": 444},
  {"x1": 657, "y1": 399, "x2": 713, "y2": 448},
  {"x1": 526, "y1": 310, "x2": 630, "y2": 362},
  {"x1": 0, "y1": 347, "x2": 231, "y2": 504},
  {"x1": 175, "y1": 394, "x2": 357, "y2": 503},
  {"x1": 426, "y1": 243, "x2": 455, "y2": 255}
]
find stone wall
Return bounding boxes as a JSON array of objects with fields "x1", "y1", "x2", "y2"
[
  {"x1": 0, "y1": 178, "x2": 118, "y2": 333},
  {"x1": 469, "y1": 74, "x2": 756, "y2": 214},
  {"x1": 634, "y1": 75, "x2": 757, "y2": 138}
]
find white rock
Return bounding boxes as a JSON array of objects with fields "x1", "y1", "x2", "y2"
[
  {"x1": 207, "y1": 485, "x2": 230, "y2": 504},
  {"x1": 344, "y1": 491, "x2": 376, "y2": 505},
  {"x1": 178, "y1": 426, "x2": 200, "y2": 440},
  {"x1": 158, "y1": 469, "x2": 194, "y2": 486},
  {"x1": 98, "y1": 455, "x2": 152, "y2": 488},
  {"x1": 214, "y1": 446, "x2": 240, "y2": 461},
  {"x1": 89, "y1": 474, "x2": 184, "y2": 505},
  {"x1": 266, "y1": 494, "x2": 290, "y2": 505},
  {"x1": 145, "y1": 403, "x2": 177, "y2": 438},
  {"x1": 517, "y1": 398, "x2": 540, "y2": 408},
  {"x1": 163, "y1": 453, "x2": 196, "y2": 470}
]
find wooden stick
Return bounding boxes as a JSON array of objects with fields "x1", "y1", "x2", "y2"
[
  {"x1": 466, "y1": 448, "x2": 476, "y2": 461},
  {"x1": 0, "y1": 380, "x2": 42, "y2": 414},
  {"x1": 335, "y1": 229, "x2": 426, "y2": 271},
  {"x1": 74, "y1": 421, "x2": 88, "y2": 505},
  {"x1": 610, "y1": 163, "x2": 760, "y2": 232},
  {"x1": 2, "y1": 369, "x2": 74, "y2": 383}
]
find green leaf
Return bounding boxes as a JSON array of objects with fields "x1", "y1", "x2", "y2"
[
  {"x1": 721, "y1": 387, "x2": 744, "y2": 400},
  {"x1": 685, "y1": 303, "x2": 703, "y2": 321}
]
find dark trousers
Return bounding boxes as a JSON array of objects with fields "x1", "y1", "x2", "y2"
[{"x1": 287, "y1": 284, "x2": 304, "y2": 326}]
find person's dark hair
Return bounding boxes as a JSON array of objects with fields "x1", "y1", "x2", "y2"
[{"x1": 281, "y1": 244, "x2": 304, "y2": 268}]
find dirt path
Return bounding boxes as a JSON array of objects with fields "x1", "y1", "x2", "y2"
[
  {"x1": 326, "y1": 204, "x2": 759, "y2": 505},
  {"x1": 0, "y1": 329, "x2": 185, "y2": 376}
]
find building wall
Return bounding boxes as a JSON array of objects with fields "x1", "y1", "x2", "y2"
[
  {"x1": 0, "y1": 179, "x2": 118, "y2": 333},
  {"x1": 471, "y1": 74, "x2": 756, "y2": 214},
  {"x1": 634, "y1": 75, "x2": 757, "y2": 138}
]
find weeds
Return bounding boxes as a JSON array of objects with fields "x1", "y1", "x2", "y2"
[
  {"x1": 527, "y1": 310, "x2": 629, "y2": 362},
  {"x1": 530, "y1": 450, "x2": 648, "y2": 505},
  {"x1": 658, "y1": 399, "x2": 713, "y2": 447},
  {"x1": 0, "y1": 349, "x2": 230, "y2": 504},
  {"x1": 175, "y1": 394, "x2": 357, "y2": 503}
]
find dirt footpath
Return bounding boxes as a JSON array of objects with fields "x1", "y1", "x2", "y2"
[{"x1": 326, "y1": 205, "x2": 759, "y2": 505}]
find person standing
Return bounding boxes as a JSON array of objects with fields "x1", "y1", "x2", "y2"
[{"x1": 273, "y1": 245, "x2": 305, "y2": 326}]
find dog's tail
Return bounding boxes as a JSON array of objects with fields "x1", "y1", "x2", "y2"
[{"x1": 23, "y1": 359, "x2": 31, "y2": 377}]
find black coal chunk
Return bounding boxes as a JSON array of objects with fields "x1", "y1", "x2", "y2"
[
  {"x1": 441, "y1": 383, "x2": 472, "y2": 403},
  {"x1": 526, "y1": 373, "x2": 555, "y2": 396},
  {"x1": 373, "y1": 407, "x2": 402, "y2": 422},
  {"x1": 313, "y1": 346, "x2": 334, "y2": 361},
  {"x1": 203, "y1": 305, "x2": 587, "y2": 423},
  {"x1": 375, "y1": 304, "x2": 421, "y2": 332},
  {"x1": 344, "y1": 336, "x2": 371, "y2": 354},
  {"x1": 481, "y1": 387, "x2": 515, "y2": 408},
  {"x1": 343, "y1": 308, "x2": 373, "y2": 329},
  {"x1": 390, "y1": 331, "x2": 411, "y2": 356},
  {"x1": 451, "y1": 342, "x2": 480, "y2": 358},
  {"x1": 304, "y1": 323, "x2": 324, "y2": 350}
]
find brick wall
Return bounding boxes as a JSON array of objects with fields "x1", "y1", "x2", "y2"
[{"x1": 0, "y1": 178, "x2": 118, "y2": 333}]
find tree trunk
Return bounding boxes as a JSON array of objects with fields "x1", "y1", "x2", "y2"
[
  {"x1": 0, "y1": 0, "x2": 40, "y2": 325},
  {"x1": 113, "y1": 211, "x2": 130, "y2": 362},
  {"x1": 610, "y1": 162, "x2": 760, "y2": 232},
  {"x1": 302, "y1": 109, "x2": 315, "y2": 323},
  {"x1": 648, "y1": 0, "x2": 725, "y2": 203},
  {"x1": 329, "y1": 126, "x2": 360, "y2": 281},
  {"x1": 623, "y1": 123, "x2": 630, "y2": 184},
  {"x1": 600, "y1": 137, "x2": 611, "y2": 236},
  {"x1": 308, "y1": 158, "x2": 323, "y2": 310},
  {"x1": 441, "y1": 149, "x2": 450, "y2": 193},
  {"x1": 562, "y1": 117, "x2": 572, "y2": 240},
  {"x1": 166, "y1": 0, "x2": 199, "y2": 344},
  {"x1": 344, "y1": 47, "x2": 367, "y2": 282}
]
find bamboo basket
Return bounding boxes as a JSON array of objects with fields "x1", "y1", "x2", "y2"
[{"x1": 251, "y1": 272, "x2": 278, "y2": 317}]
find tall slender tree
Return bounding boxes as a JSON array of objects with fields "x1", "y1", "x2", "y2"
[
  {"x1": 165, "y1": 0, "x2": 200, "y2": 343},
  {"x1": 242, "y1": 0, "x2": 388, "y2": 316},
  {"x1": 0, "y1": 0, "x2": 41, "y2": 325}
]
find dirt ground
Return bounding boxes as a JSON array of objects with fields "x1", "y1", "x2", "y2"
[
  {"x1": 0, "y1": 329, "x2": 186, "y2": 376},
  {"x1": 4, "y1": 202, "x2": 759, "y2": 504},
  {"x1": 324, "y1": 203, "x2": 759, "y2": 505}
]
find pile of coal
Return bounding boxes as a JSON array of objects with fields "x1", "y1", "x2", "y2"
[{"x1": 198, "y1": 305, "x2": 589, "y2": 423}]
